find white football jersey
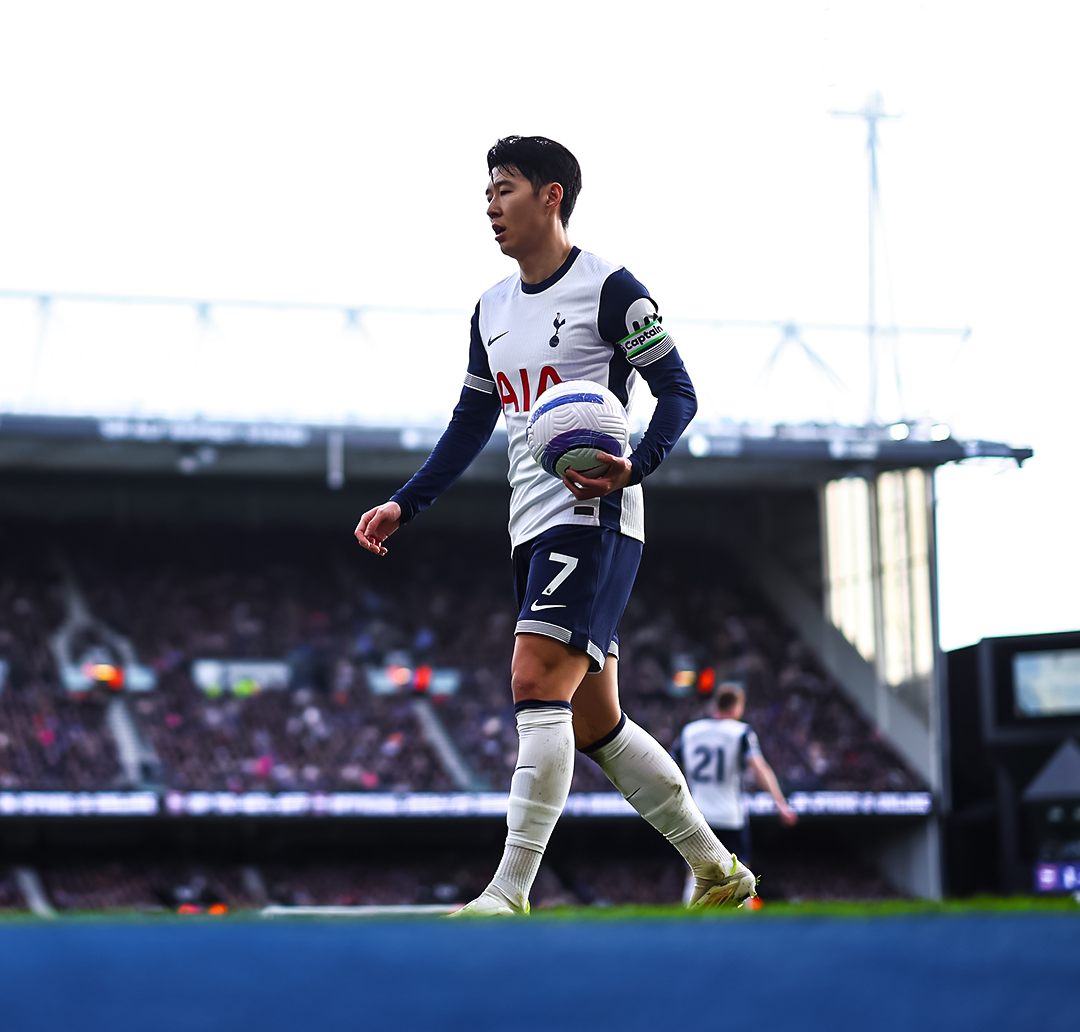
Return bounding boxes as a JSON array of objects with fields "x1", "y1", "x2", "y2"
[
  {"x1": 464, "y1": 248, "x2": 674, "y2": 548},
  {"x1": 677, "y1": 718, "x2": 762, "y2": 830}
]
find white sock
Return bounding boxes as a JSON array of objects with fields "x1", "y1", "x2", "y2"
[
  {"x1": 483, "y1": 703, "x2": 574, "y2": 911},
  {"x1": 584, "y1": 715, "x2": 735, "y2": 878}
]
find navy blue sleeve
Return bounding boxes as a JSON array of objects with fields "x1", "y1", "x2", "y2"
[
  {"x1": 628, "y1": 349, "x2": 697, "y2": 485},
  {"x1": 390, "y1": 303, "x2": 501, "y2": 524},
  {"x1": 598, "y1": 269, "x2": 697, "y2": 485}
]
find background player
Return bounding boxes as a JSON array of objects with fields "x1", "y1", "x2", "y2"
[
  {"x1": 355, "y1": 135, "x2": 755, "y2": 913},
  {"x1": 675, "y1": 682, "x2": 798, "y2": 903}
]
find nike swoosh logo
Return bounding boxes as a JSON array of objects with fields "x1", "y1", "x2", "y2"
[
  {"x1": 530, "y1": 600, "x2": 566, "y2": 611},
  {"x1": 487, "y1": 331, "x2": 509, "y2": 346}
]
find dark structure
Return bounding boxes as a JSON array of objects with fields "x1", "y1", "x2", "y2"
[{"x1": 947, "y1": 633, "x2": 1080, "y2": 894}]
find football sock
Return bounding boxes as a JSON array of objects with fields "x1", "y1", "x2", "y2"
[
  {"x1": 583, "y1": 715, "x2": 735, "y2": 879},
  {"x1": 484, "y1": 702, "x2": 574, "y2": 912}
]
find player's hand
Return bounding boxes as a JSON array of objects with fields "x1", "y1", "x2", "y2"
[
  {"x1": 354, "y1": 501, "x2": 402, "y2": 556},
  {"x1": 778, "y1": 801, "x2": 798, "y2": 826},
  {"x1": 561, "y1": 453, "x2": 634, "y2": 499}
]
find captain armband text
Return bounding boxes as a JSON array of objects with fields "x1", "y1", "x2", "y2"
[{"x1": 617, "y1": 318, "x2": 676, "y2": 367}]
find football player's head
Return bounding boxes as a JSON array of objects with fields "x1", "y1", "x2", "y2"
[
  {"x1": 714, "y1": 683, "x2": 746, "y2": 718},
  {"x1": 486, "y1": 136, "x2": 582, "y2": 227}
]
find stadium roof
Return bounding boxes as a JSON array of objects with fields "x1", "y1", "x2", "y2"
[{"x1": 0, "y1": 413, "x2": 1032, "y2": 490}]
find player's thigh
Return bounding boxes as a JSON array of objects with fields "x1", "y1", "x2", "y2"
[
  {"x1": 571, "y1": 656, "x2": 622, "y2": 749},
  {"x1": 511, "y1": 632, "x2": 591, "y2": 703},
  {"x1": 513, "y1": 525, "x2": 640, "y2": 675}
]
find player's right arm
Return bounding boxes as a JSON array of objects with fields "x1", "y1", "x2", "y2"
[{"x1": 354, "y1": 302, "x2": 501, "y2": 555}]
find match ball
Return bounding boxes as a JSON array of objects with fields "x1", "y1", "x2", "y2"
[{"x1": 525, "y1": 379, "x2": 630, "y2": 480}]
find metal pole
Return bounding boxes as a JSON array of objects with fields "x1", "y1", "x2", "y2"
[
  {"x1": 868, "y1": 110, "x2": 878, "y2": 424},
  {"x1": 832, "y1": 93, "x2": 900, "y2": 426}
]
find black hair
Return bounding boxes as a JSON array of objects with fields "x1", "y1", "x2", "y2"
[{"x1": 487, "y1": 136, "x2": 582, "y2": 227}]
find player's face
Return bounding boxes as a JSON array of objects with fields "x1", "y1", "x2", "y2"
[{"x1": 486, "y1": 167, "x2": 550, "y2": 259}]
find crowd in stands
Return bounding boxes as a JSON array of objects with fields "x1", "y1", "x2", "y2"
[
  {"x1": 0, "y1": 515, "x2": 923, "y2": 912},
  {"x1": 0, "y1": 519, "x2": 921, "y2": 799},
  {"x1": 135, "y1": 678, "x2": 452, "y2": 794},
  {"x1": 0, "y1": 868, "x2": 23, "y2": 912},
  {"x1": 37, "y1": 861, "x2": 253, "y2": 912},
  {"x1": 1, "y1": 850, "x2": 898, "y2": 910},
  {"x1": 0, "y1": 526, "x2": 122, "y2": 790}
]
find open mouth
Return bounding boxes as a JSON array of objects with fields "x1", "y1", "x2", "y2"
[{"x1": 492, "y1": 223, "x2": 506, "y2": 241}]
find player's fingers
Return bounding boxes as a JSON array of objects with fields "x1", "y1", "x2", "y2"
[
  {"x1": 566, "y1": 483, "x2": 606, "y2": 500},
  {"x1": 562, "y1": 473, "x2": 593, "y2": 498},
  {"x1": 357, "y1": 534, "x2": 384, "y2": 554},
  {"x1": 356, "y1": 508, "x2": 378, "y2": 535},
  {"x1": 567, "y1": 467, "x2": 608, "y2": 486},
  {"x1": 354, "y1": 518, "x2": 388, "y2": 555},
  {"x1": 571, "y1": 468, "x2": 619, "y2": 496}
]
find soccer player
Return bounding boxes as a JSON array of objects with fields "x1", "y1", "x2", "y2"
[
  {"x1": 675, "y1": 682, "x2": 797, "y2": 903},
  {"x1": 354, "y1": 136, "x2": 755, "y2": 913}
]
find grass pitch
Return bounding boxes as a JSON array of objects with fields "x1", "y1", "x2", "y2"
[{"x1": 1, "y1": 894, "x2": 1076, "y2": 923}]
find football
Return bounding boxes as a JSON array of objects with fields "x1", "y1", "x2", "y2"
[{"x1": 525, "y1": 379, "x2": 630, "y2": 480}]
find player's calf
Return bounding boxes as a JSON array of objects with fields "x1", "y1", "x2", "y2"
[{"x1": 583, "y1": 715, "x2": 755, "y2": 905}]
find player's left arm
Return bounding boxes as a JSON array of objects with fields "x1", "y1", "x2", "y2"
[
  {"x1": 561, "y1": 269, "x2": 696, "y2": 500},
  {"x1": 745, "y1": 751, "x2": 798, "y2": 826}
]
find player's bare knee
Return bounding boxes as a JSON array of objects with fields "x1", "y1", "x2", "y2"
[
  {"x1": 510, "y1": 670, "x2": 551, "y2": 702},
  {"x1": 573, "y1": 712, "x2": 621, "y2": 751},
  {"x1": 511, "y1": 635, "x2": 588, "y2": 702}
]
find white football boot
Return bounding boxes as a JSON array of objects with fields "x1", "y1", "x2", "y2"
[
  {"x1": 688, "y1": 855, "x2": 758, "y2": 909},
  {"x1": 449, "y1": 889, "x2": 528, "y2": 917}
]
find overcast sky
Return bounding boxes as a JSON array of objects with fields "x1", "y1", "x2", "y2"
[{"x1": 0, "y1": 1, "x2": 1077, "y2": 649}]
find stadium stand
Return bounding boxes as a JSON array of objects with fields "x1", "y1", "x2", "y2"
[
  {"x1": 0, "y1": 519, "x2": 920, "y2": 797},
  {"x1": 5, "y1": 851, "x2": 900, "y2": 910},
  {"x1": 0, "y1": 526, "x2": 123, "y2": 789},
  {"x1": 0, "y1": 516, "x2": 923, "y2": 904},
  {"x1": 0, "y1": 868, "x2": 26, "y2": 912},
  {"x1": 68, "y1": 525, "x2": 454, "y2": 793},
  {"x1": 37, "y1": 861, "x2": 256, "y2": 912},
  {"x1": 15, "y1": 857, "x2": 694, "y2": 910}
]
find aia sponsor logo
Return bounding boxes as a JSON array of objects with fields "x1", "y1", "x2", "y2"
[{"x1": 497, "y1": 367, "x2": 562, "y2": 412}]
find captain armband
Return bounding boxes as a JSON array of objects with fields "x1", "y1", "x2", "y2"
[
  {"x1": 618, "y1": 318, "x2": 675, "y2": 367},
  {"x1": 617, "y1": 296, "x2": 676, "y2": 367}
]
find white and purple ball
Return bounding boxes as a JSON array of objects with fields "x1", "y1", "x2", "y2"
[{"x1": 526, "y1": 379, "x2": 630, "y2": 480}]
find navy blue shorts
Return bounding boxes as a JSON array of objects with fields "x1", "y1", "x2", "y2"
[{"x1": 513, "y1": 525, "x2": 643, "y2": 673}]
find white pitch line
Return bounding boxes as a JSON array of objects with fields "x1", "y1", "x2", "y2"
[{"x1": 260, "y1": 904, "x2": 458, "y2": 918}]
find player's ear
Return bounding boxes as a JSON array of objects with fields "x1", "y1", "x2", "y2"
[{"x1": 544, "y1": 181, "x2": 564, "y2": 218}]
